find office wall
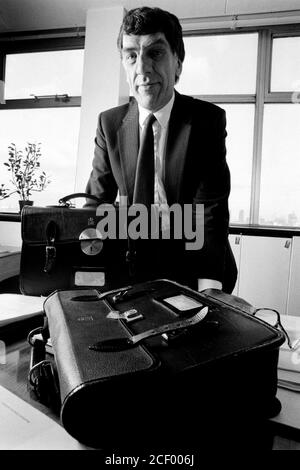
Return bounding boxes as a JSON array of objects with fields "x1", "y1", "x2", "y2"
[
  {"x1": 226, "y1": 0, "x2": 300, "y2": 14},
  {"x1": 74, "y1": 6, "x2": 128, "y2": 194}
]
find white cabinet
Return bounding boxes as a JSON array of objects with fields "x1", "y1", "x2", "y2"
[
  {"x1": 237, "y1": 235, "x2": 292, "y2": 315},
  {"x1": 287, "y1": 237, "x2": 300, "y2": 316}
]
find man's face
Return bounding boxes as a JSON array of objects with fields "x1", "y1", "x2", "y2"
[{"x1": 121, "y1": 32, "x2": 182, "y2": 112}]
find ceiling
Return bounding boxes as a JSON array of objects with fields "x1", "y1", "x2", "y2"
[{"x1": 0, "y1": 0, "x2": 299, "y2": 33}]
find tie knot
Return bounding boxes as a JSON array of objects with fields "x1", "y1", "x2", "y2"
[{"x1": 144, "y1": 113, "x2": 156, "y2": 129}]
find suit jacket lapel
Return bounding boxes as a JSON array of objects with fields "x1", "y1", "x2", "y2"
[
  {"x1": 164, "y1": 92, "x2": 192, "y2": 204},
  {"x1": 117, "y1": 100, "x2": 139, "y2": 204}
]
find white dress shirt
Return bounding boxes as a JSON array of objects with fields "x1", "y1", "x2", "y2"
[{"x1": 138, "y1": 94, "x2": 222, "y2": 292}]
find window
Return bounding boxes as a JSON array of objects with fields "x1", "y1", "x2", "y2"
[
  {"x1": 221, "y1": 104, "x2": 255, "y2": 224},
  {"x1": 0, "y1": 108, "x2": 81, "y2": 208},
  {"x1": 260, "y1": 33, "x2": 300, "y2": 227},
  {"x1": 0, "y1": 33, "x2": 84, "y2": 212},
  {"x1": 5, "y1": 50, "x2": 84, "y2": 99},
  {"x1": 178, "y1": 34, "x2": 258, "y2": 95},
  {"x1": 260, "y1": 104, "x2": 300, "y2": 226},
  {"x1": 177, "y1": 26, "x2": 300, "y2": 227},
  {"x1": 271, "y1": 36, "x2": 300, "y2": 91}
]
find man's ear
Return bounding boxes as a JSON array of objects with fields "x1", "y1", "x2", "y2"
[
  {"x1": 176, "y1": 57, "x2": 183, "y2": 79},
  {"x1": 177, "y1": 59, "x2": 182, "y2": 77},
  {"x1": 175, "y1": 58, "x2": 183, "y2": 83}
]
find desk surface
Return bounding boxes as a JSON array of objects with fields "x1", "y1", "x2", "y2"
[
  {"x1": 0, "y1": 330, "x2": 300, "y2": 450},
  {"x1": 0, "y1": 334, "x2": 89, "y2": 449},
  {"x1": 0, "y1": 246, "x2": 21, "y2": 283}
]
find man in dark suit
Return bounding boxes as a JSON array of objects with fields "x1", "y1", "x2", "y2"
[{"x1": 85, "y1": 6, "x2": 237, "y2": 293}]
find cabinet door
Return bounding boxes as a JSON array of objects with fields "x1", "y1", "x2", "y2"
[
  {"x1": 287, "y1": 237, "x2": 300, "y2": 316},
  {"x1": 229, "y1": 234, "x2": 241, "y2": 296},
  {"x1": 238, "y1": 236, "x2": 292, "y2": 314}
]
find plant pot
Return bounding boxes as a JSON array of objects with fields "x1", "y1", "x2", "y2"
[{"x1": 19, "y1": 200, "x2": 34, "y2": 212}]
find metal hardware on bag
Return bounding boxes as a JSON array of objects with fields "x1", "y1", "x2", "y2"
[
  {"x1": 27, "y1": 326, "x2": 45, "y2": 347},
  {"x1": 59, "y1": 200, "x2": 70, "y2": 207},
  {"x1": 70, "y1": 285, "x2": 133, "y2": 302},
  {"x1": 79, "y1": 228, "x2": 103, "y2": 256},
  {"x1": 44, "y1": 245, "x2": 56, "y2": 273},
  {"x1": 29, "y1": 359, "x2": 53, "y2": 387},
  {"x1": 28, "y1": 331, "x2": 48, "y2": 387},
  {"x1": 106, "y1": 308, "x2": 143, "y2": 323},
  {"x1": 112, "y1": 287, "x2": 155, "y2": 304},
  {"x1": 112, "y1": 288, "x2": 132, "y2": 303}
]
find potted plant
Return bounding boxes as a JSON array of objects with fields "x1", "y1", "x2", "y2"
[{"x1": 0, "y1": 142, "x2": 51, "y2": 212}]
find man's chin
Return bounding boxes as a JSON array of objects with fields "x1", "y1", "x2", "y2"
[{"x1": 135, "y1": 95, "x2": 158, "y2": 111}]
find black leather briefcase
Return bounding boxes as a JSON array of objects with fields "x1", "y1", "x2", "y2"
[
  {"x1": 19, "y1": 193, "x2": 130, "y2": 296},
  {"x1": 20, "y1": 193, "x2": 198, "y2": 297},
  {"x1": 32, "y1": 279, "x2": 285, "y2": 449}
]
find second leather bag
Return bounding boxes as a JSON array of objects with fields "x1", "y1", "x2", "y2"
[{"x1": 19, "y1": 193, "x2": 130, "y2": 296}]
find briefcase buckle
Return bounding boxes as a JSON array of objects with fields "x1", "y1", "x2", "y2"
[
  {"x1": 44, "y1": 245, "x2": 56, "y2": 273},
  {"x1": 106, "y1": 308, "x2": 143, "y2": 323}
]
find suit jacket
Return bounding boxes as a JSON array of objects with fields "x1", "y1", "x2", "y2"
[{"x1": 85, "y1": 91, "x2": 237, "y2": 292}]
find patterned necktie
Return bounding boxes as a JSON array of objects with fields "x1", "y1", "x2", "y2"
[{"x1": 133, "y1": 113, "x2": 156, "y2": 207}]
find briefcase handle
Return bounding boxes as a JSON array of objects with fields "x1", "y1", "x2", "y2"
[{"x1": 58, "y1": 192, "x2": 102, "y2": 207}]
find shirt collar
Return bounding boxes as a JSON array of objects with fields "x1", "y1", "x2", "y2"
[{"x1": 138, "y1": 92, "x2": 175, "y2": 129}]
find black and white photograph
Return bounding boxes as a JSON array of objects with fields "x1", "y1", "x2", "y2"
[{"x1": 0, "y1": 0, "x2": 300, "y2": 455}]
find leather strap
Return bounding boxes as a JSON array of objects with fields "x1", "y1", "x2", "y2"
[
  {"x1": 44, "y1": 220, "x2": 57, "y2": 273},
  {"x1": 27, "y1": 326, "x2": 60, "y2": 410},
  {"x1": 59, "y1": 193, "x2": 102, "y2": 207},
  {"x1": 89, "y1": 306, "x2": 209, "y2": 352}
]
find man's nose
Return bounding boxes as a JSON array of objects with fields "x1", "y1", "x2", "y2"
[{"x1": 136, "y1": 53, "x2": 151, "y2": 75}]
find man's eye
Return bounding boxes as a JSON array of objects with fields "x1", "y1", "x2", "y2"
[
  {"x1": 125, "y1": 53, "x2": 136, "y2": 64},
  {"x1": 149, "y1": 49, "x2": 164, "y2": 60}
]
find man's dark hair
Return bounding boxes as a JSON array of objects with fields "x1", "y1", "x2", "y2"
[{"x1": 117, "y1": 6, "x2": 185, "y2": 63}]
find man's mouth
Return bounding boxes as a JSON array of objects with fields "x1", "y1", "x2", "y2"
[{"x1": 138, "y1": 83, "x2": 158, "y2": 91}]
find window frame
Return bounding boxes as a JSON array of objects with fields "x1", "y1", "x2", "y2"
[
  {"x1": 182, "y1": 23, "x2": 300, "y2": 227},
  {"x1": 0, "y1": 29, "x2": 85, "y2": 110},
  {"x1": 0, "y1": 29, "x2": 85, "y2": 218}
]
